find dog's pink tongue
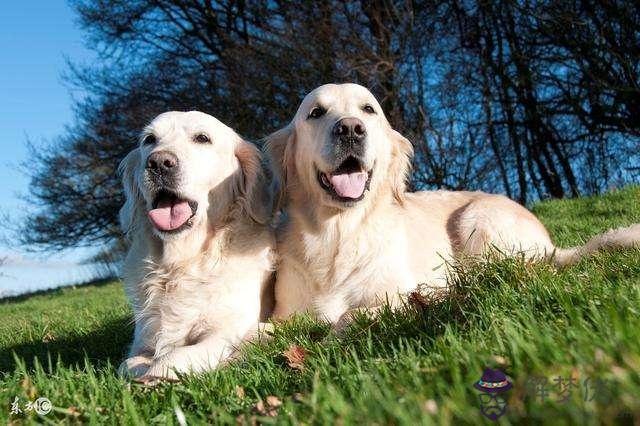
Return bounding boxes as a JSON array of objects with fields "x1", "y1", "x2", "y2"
[
  {"x1": 148, "y1": 200, "x2": 192, "y2": 231},
  {"x1": 330, "y1": 172, "x2": 367, "y2": 199}
]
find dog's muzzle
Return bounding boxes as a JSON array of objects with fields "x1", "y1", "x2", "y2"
[
  {"x1": 332, "y1": 117, "x2": 367, "y2": 158},
  {"x1": 147, "y1": 189, "x2": 198, "y2": 233},
  {"x1": 317, "y1": 156, "x2": 373, "y2": 203},
  {"x1": 146, "y1": 150, "x2": 180, "y2": 188}
]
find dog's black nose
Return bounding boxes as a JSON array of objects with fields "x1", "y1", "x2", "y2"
[
  {"x1": 146, "y1": 151, "x2": 179, "y2": 174},
  {"x1": 333, "y1": 117, "x2": 366, "y2": 155},
  {"x1": 332, "y1": 117, "x2": 367, "y2": 141}
]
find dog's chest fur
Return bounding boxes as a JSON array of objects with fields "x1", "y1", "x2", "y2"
[
  {"x1": 125, "y1": 238, "x2": 269, "y2": 358},
  {"x1": 137, "y1": 261, "x2": 222, "y2": 354},
  {"x1": 288, "y1": 205, "x2": 414, "y2": 309}
]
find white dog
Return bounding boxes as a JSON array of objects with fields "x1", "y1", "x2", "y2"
[
  {"x1": 117, "y1": 111, "x2": 275, "y2": 382},
  {"x1": 266, "y1": 83, "x2": 640, "y2": 325}
]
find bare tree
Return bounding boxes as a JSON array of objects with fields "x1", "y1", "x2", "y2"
[{"x1": 18, "y1": 0, "x2": 640, "y2": 255}]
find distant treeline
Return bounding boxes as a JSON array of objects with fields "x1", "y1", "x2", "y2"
[{"x1": 23, "y1": 0, "x2": 639, "y2": 254}]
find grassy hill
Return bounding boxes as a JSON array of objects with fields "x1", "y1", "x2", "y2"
[{"x1": 1, "y1": 186, "x2": 640, "y2": 424}]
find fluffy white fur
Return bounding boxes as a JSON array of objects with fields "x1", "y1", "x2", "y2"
[
  {"x1": 118, "y1": 111, "x2": 275, "y2": 382},
  {"x1": 266, "y1": 83, "x2": 640, "y2": 325}
]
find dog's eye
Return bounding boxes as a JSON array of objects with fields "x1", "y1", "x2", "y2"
[
  {"x1": 194, "y1": 133, "x2": 211, "y2": 144},
  {"x1": 308, "y1": 106, "x2": 326, "y2": 119},
  {"x1": 363, "y1": 104, "x2": 376, "y2": 114},
  {"x1": 142, "y1": 134, "x2": 157, "y2": 145}
]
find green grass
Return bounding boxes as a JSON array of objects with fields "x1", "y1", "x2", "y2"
[{"x1": 2, "y1": 186, "x2": 640, "y2": 425}]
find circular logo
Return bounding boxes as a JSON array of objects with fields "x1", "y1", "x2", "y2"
[{"x1": 34, "y1": 397, "x2": 52, "y2": 415}]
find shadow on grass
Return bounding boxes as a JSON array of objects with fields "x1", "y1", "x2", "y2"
[{"x1": 1, "y1": 315, "x2": 133, "y2": 372}]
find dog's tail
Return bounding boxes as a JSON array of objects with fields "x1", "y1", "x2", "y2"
[{"x1": 551, "y1": 223, "x2": 640, "y2": 266}]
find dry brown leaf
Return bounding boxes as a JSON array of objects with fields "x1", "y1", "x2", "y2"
[
  {"x1": 408, "y1": 291, "x2": 430, "y2": 309},
  {"x1": 283, "y1": 344, "x2": 307, "y2": 370},
  {"x1": 253, "y1": 395, "x2": 282, "y2": 417},
  {"x1": 253, "y1": 400, "x2": 266, "y2": 415},
  {"x1": 21, "y1": 377, "x2": 36, "y2": 400},
  {"x1": 235, "y1": 385, "x2": 245, "y2": 399},
  {"x1": 42, "y1": 331, "x2": 56, "y2": 343},
  {"x1": 66, "y1": 406, "x2": 82, "y2": 418},
  {"x1": 265, "y1": 395, "x2": 282, "y2": 407}
]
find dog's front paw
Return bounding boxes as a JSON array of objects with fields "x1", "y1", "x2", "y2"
[
  {"x1": 118, "y1": 355, "x2": 152, "y2": 379},
  {"x1": 134, "y1": 373, "x2": 178, "y2": 387},
  {"x1": 243, "y1": 322, "x2": 275, "y2": 343},
  {"x1": 333, "y1": 309, "x2": 359, "y2": 335},
  {"x1": 139, "y1": 360, "x2": 180, "y2": 384}
]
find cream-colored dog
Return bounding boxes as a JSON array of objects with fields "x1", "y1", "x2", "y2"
[
  {"x1": 266, "y1": 83, "x2": 640, "y2": 325},
  {"x1": 117, "y1": 111, "x2": 275, "y2": 382}
]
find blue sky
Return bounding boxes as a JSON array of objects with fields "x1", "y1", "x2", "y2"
[{"x1": 0, "y1": 1, "x2": 99, "y2": 295}]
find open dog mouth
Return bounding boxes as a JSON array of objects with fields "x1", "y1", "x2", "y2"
[
  {"x1": 317, "y1": 156, "x2": 373, "y2": 202},
  {"x1": 148, "y1": 189, "x2": 198, "y2": 233}
]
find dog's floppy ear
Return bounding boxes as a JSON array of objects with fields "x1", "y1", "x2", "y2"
[
  {"x1": 118, "y1": 148, "x2": 144, "y2": 239},
  {"x1": 387, "y1": 128, "x2": 414, "y2": 204},
  {"x1": 234, "y1": 139, "x2": 271, "y2": 224},
  {"x1": 264, "y1": 124, "x2": 295, "y2": 211}
]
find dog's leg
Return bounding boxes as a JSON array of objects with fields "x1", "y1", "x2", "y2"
[
  {"x1": 118, "y1": 355, "x2": 152, "y2": 378},
  {"x1": 138, "y1": 334, "x2": 236, "y2": 383},
  {"x1": 333, "y1": 293, "x2": 406, "y2": 334},
  {"x1": 331, "y1": 266, "x2": 420, "y2": 333},
  {"x1": 118, "y1": 322, "x2": 154, "y2": 378},
  {"x1": 333, "y1": 306, "x2": 385, "y2": 334},
  {"x1": 242, "y1": 322, "x2": 274, "y2": 343},
  {"x1": 272, "y1": 262, "x2": 314, "y2": 319}
]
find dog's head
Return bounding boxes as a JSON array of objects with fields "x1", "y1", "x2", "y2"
[
  {"x1": 119, "y1": 111, "x2": 268, "y2": 241},
  {"x1": 267, "y1": 83, "x2": 413, "y2": 211}
]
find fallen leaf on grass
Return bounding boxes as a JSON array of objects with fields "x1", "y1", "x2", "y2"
[
  {"x1": 235, "y1": 385, "x2": 245, "y2": 399},
  {"x1": 266, "y1": 396, "x2": 282, "y2": 407},
  {"x1": 252, "y1": 396, "x2": 282, "y2": 417},
  {"x1": 408, "y1": 291, "x2": 430, "y2": 309},
  {"x1": 21, "y1": 377, "x2": 36, "y2": 400},
  {"x1": 283, "y1": 344, "x2": 307, "y2": 371},
  {"x1": 63, "y1": 406, "x2": 82, "y2": 418},
  {"x1": 413, "y1": 286, "x2": 450, "y2": 304},
  {"x1": 42, "y1": 331, "x2": 56, "y2": 343}
]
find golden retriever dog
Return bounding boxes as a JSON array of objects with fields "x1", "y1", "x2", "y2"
[
  {"x1": 117, "y1": 111, "x2": 275, "y2": 382},
  {"x1": 266, "y1": 83, "x2": 640, "y2": 326}
]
